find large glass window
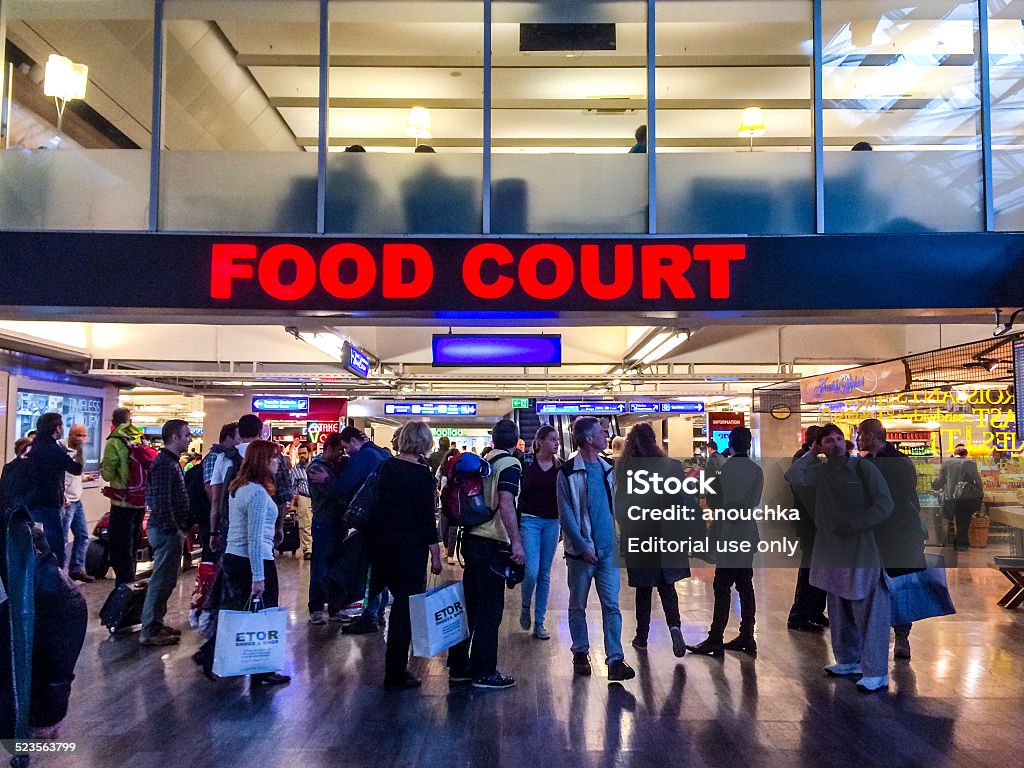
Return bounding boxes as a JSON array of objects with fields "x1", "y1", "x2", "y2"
[
  {"x1": 822, "y1": 1, "x2": 983, "y2": 232},
  {"x1": 491, "y1": 0, "x2": 648, "y2": 234},
  {"x1": 160, "y1": 0, "x2": 319, "y2": 232},
  {"x1": 0, "y1": 0, "x2": 153, "y2": 230},
  {"x1": 655, "y1": 0, "x2": 814, "y2": 235},
  {"x1": 990, "y1": 0, "x2": 1024, "y2": 231},
  {"x1": 326, "y1": 0, "x2": 483, "y2": 234}
]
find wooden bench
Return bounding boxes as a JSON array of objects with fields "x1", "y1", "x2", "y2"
[{"x1": 986, "y1": 505, "x2": 1024, "y2": 609}]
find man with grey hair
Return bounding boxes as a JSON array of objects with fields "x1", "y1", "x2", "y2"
[{"x1": 557, "y1": 416, "x2": 635, "y2": 682}]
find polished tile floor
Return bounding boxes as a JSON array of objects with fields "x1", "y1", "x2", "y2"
[{"x1": 51, "y1": 546, "x2": 1023, "y2": 768}]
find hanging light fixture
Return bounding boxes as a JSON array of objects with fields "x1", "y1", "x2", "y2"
[
  {"x1": 405, "y1": 106, "x2": 432, "y2": 147},
  {"x1": 43, "y1": 54, "x2": 88, "y2": 135},
  {"x1": 738, "y1": 107, "x2": 765, "y2": 152}
]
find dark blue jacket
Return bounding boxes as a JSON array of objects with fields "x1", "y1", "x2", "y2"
[
  {"x1": 326, "y1": 442, "x2": 391, "y2": 502},
  {"x1": 27, "y1": 434, "x2": 82, "y2": 510}
]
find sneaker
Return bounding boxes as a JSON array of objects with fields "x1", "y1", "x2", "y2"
[
  {"x1": 158, "y1": 624, "x2": 182, "y2": 637},
  {"x1": 722, "y1": 635, "x2": 757, "y2": 654},
  {"x1": 472, "y1": 672, "x2": 516, "y2": 690},
  {"x1": 824, "y1": 662, "x2": 863, "y2": 677},
  {"x1": 308, "y1": 611, "x2": 327, "y2": 625},
  {"x1": 686, "y1": 638, "x2": 724, "y2": 657},
  {"x1": 856, "y1": 676, "x2": 889, "y2": 692},
  {"x1": 69, "y1": 571, "x2": 95, "y2": 583},
  {"x1": 607, "y1": 660, "x2": 636, "y2": 682},
  {"x1": 341, "y1": 619, "x2": 378, "y2": 635},
  {"x1": 449, "y1": 669, "x2": 472, "y2": 685},
  {"x1": 893, "y1": 634, "x2": 911, "y2": 660},
  {"x1": 573, "y1": 652, "x2": 592, "y2": 676},
  {"x1": 533, "y1": 624, "x2": 551, "y2": 640},
  {"x1": 253, "y1": 672, "x2": 291, "y2": 686},
  {"x1": 631, "y1": 635, "x2": 648, "y2": 650},
  {"x1": 140, "y1": 632, "x2": 179, "y2": 647},
  {"x1": 670, "y1": 627, "x2": 687, "y2": 658},
  {"x1": 520, "y1": 605, "x2": 531, "y2": 631}
]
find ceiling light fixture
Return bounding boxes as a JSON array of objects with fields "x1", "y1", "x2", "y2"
[
  {"x1": 738, "y1": 107, "x2": 765, "y2": 152},
  {"x1": 405, "y1": 106, "x2": 432, "y2": 147},
  {"x1": 43, "y1": 54, "x2": 88, "y2": 136}
]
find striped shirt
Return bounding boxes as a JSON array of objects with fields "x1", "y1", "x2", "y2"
[{"x1": 291, "y1": 461, "x2": 310, "y2": 497}]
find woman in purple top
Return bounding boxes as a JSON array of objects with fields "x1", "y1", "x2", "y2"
[{"x1": 518, "y1": 425, "x2": 561, "y2": 640}]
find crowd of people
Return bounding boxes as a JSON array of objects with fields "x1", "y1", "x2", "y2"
[{"x1": 0, "y1": 406, "x2": 972, "y2": 748}]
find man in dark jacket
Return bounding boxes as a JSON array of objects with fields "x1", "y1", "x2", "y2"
[
  {"x1": 857, "y1": 418, "x2": 927, "y2": 660},
  {"x1": 307, "y1": 435, "x2": 353, "y2": 624},
  {"x1": 787, "y1": 425, "x2": 828, "y2": 632},
  {"x1": 26, "y1": 412, "x2": 82, "y2": 568}
]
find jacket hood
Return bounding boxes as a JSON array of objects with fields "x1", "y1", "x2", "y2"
[{"x1": 109, "y1": 423, "x2": 144, "y2": 442}]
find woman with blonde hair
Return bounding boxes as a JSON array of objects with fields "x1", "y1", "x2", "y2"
[{"x1": 364, "y1": 421, "x2": 443, "y2": 690}]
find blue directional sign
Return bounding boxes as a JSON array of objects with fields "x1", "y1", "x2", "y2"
[
  {"x1": 384, "y1": 402, "x2": 477, "y2": 417},
  {"x1": 342, "y1": 341, "x2": 371, "y2": 378},
  {"x1": 626, "y1": 403, "x2": 708, "y2": 415},
  {"x1": 536, "y1": 401, "x2": 626, "y2": 416},
  {"x1": 252, "y1": 397, "x2": 309, "y2": 413}
]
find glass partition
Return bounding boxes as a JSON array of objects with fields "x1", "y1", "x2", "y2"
[
  {"x1": 822, "y1": 1, "x2": 983, "y2": 233},
  {"x1": 0, "y1": 0, "x2": 153, "y2": 230},
  {"x1": 160, "y1": 0, "x2": 319, "y2": 232},
  {"x1": 326, "y1": 0, "x2": 483, "y2": 234},
  {"x1": 655, "y1": 0, "x2": 814, "y2": 235},
  {"x1": 491, "y1": 0, "x2": 648, "y2": 234},
  {"x1": 990, "y1": 0, "x2": 1024, "y2": 231}
]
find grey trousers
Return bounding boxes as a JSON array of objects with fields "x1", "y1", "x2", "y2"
[
  {"x1": 827, "y1": 575, "x2": 891, "y2": 678},
  {"x1": 141, "y1": 526, "x2": 184, "y2": 636}
]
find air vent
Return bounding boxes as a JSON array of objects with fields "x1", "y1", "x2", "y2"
[{"x1": 519, "y1": 23, "x2": 616, "y2": 52}]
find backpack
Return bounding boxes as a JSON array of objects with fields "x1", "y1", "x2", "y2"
[
  {"x1": 184, "y1": 459, "x2": 210, "y2": 528},
  {"x1": 440, "y1": 450, "x2": 492, "y2": 528},
  {"x1": 217, "y1": 447, "x2": 245, "y2": 532},
  {"x1": 102, "y1": 437, "x2": 155, "y2": 507},
  {"x1": 0, "y1": 451, "x2": 35, "y2": 511}
]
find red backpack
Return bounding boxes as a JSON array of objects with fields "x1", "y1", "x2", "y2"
[{"x1": 102, "y1": 438, "x2": 156, "y2": 507}]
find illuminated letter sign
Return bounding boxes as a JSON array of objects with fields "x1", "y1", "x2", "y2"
[
  {"x1": 384, "y1": 402, "x2": 478, "y2": 417},
  {"x1": 800, "y1": 361, "x2": 909, "y2": 405},
  {"x1": 252, "y1": 397, "x2": 309, "y2": 413}
]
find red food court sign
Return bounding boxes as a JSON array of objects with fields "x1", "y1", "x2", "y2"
[{"x1": 209, "y1": 240, "x2": 746, "y2": 306}]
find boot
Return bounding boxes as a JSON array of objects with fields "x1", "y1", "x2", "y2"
[
  {"x1": 722, "y1": 634, "x2": 757, "y2": 654},
  {"x1": 893, "y1": 629, "x2": 911, "y2": 660}
]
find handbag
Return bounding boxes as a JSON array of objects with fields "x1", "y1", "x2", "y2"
[
  {"x1": 952, "y1": 478, "x2": 982, "y2": 501},
  {"x1": 888, "y1": 552, "x2": 956, "y2": 626},
  {"x1": 409, "y1": 580, "x2": 470, "y2": 657},
  {"x1": 212, "y1": 596, "x2": 288, "y2": 677},
  {"x1": 344, "y1": 470, "x2": 380, "y2": 530}
]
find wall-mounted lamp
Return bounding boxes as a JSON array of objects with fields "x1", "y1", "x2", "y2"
[
  {"x1": 405, "y1": 106, "x2": 432, "y2": 147},
  {"x1": 738, "y1": 107, "x2": 765, "y2": 152},
  {"x1": 43, "y1": 54, "x2": 88, "y2": 136}
]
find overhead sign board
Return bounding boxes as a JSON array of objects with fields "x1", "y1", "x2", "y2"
[
  {"x1": 252, "y1": 397, "x2": 309, "y2": 413},
  {"x1": 342, "y1": 341, "x2": 371, "y2": 378},
  {"x1": 433, "y1": 335, "x2": 562, "y2": 366},
  {"x1": 512, "y1": 397, "x2": 535, "y2": 410},
  {"x1": 536, "y1": 401, "x2": 626, "y2": 416},
  {"x1": 800, "y1": 360, "x2": 909, "y2": 405},
  {"x1": 629, "y1": 401, "x2": 705, "y2": 414},
  {"x1": 384, "y1": 402, "x2": 477, "y2": 417},
  {"x1": 304, "y1": 420, "x2": 340, "y2": 443}
]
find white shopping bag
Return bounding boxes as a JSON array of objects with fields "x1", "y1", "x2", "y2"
[
  {"x1": 212, "y1": 605, "x2": 288, "y2": 677},
  {"x1": 409, "y1": 580, "x2": 470, "y2": 657}
]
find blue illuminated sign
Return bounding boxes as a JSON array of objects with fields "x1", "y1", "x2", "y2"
[
  {"x1": 630, "y1": 403, "x2": 704, "y2": 415},
  {"x1": 384, "y1": 402, "x2": 477, "y2": 417},
  {"x1": 252, "y1": 397, "x2": 309, "y2": 413},
  {"x1": 433, "y1": 334, "x2": 561, "y2": 367},
  {"x1": 536, "y1": 401, "x2": 626, "y2": 416},
  {"x1": 342, "y1": 341, "x2": 371, "y2": 378}
]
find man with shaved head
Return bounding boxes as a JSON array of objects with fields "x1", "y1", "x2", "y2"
[{"x1": 857, "y1": 418, "x2": 927, "y2": 660}]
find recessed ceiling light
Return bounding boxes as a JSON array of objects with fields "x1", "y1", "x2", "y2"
[{"x1": 449, "y1": 71, "x2": 462, "y2": 77}]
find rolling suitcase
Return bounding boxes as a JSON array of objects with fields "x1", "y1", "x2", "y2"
[
  {"x1": 99, "y1": 579, "x2": 149, "y2": 634},
  {"x1": 276, "y1": 512, "x2": 300, "y2": 556}
]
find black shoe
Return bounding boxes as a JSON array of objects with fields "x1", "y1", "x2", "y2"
[
  {"x1": 472, "y1": 672, "x2": 516, "y2": 690},
  {"x1": 341, "y1": 619, "x2": 379, "y2": 635},
  {"x1": 788, "y1": 619, "x2": 825, "y2": 633},
  {"x1": 607, "y1": 660, "x2": 636, "y2": 682},
  {"x1": 69, "y1": 571, "x2": 95, "y2": 583},
  {"x1": 670, "y1": 627, "x2": 687, "y2": 658},
  {"x1": 722, "y1": 635, "x2": 757, "y2": 654},
  {"x1": 384, "y1": 673, "x2": 422, "y2": 691},
  {"x1": 377, "y1": 614, "x2": 387, "y2": 628},
  {"x1": 631, "y1": 635, "x2": 648, "y2": 650},
  {"x1": 686, "y1": 638, "x2": 724, "y2": 657},
  {"x1": 809, "y1": 614, "x2": 830, "y2": 628},
  {"x1": 573, "y1": 652, "x2": 592, "y2": 676},
  {"x1": 252, "y1": 672, "x2": 291, "y2": 686},
  {"x1": 191, "y1": 650, "x2": 217, "y2": 682},
  {"x1": 449, "y1": 669, "x2": 472, "y2": 685}
]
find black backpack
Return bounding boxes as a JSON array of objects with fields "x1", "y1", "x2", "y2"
[
  {"x1": 0, "y1": 452, "x2": 35, "y2": 512},
  {"x1": 184, "y1": 460, "x2": 210, "y2": 528},
  {"x1": 215, "y1": 447, "x2": 244, "y2": 536}
]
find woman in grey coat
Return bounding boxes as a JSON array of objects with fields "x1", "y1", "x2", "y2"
[
  {"x1": 622, "y1": 424, "x2": 691, "y2": 658},
  {"x1": 785, "y1": 423, "x2": 895, "y2": 692}
]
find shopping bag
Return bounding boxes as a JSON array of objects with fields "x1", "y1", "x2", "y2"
[
  {"x1": 889, "y1": 553, "x2": 956, "y2": 626},
  {"x1": 212, "y1": 602, "x2": 288, "y2": 677},
  {"x1": 409, "y1": 580, "x2": 470, "y2": 657}
]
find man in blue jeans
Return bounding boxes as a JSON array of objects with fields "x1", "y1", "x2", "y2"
[
  {"x1": 557, "y1": 416, "x2": 635, "y2": 682},
  {"x1": 25, "y1": 412, "x2": 83, "y2": 567},
  {"x1": 61, "y1": 423, "x2": 94, "y2": 582}
]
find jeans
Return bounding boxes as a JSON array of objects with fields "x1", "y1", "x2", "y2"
[
  {"x1": 60, "y1": 501, "x2": 90, "y2": 572},
  {"x1": 448, "y1": 534, "x2": 507, "y2": 679},
  {"x1": 141, "y1": 525, "x2": 184, "y2": 636},
  {"x1": 363, "y1": 583, "x2": 390, "y2": 622},
  {"x1": 108, "y1": 505, "x2": 145, "y2": 584},
  {"x1": 711, "y1": 567, "x2": 756, "y2": 641},
  {"x1": 520, "y1": 516, "x2": 560, "y2": 627},
  {"x1": 31, "y1": 507, "x2": 66, "y2": 569},
  {"x1": 567, "y1": 554, "x2": 624, "y2": 665},
  {"x1": 308, "y1": 515, "x2": 348, "y2": 614}
]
